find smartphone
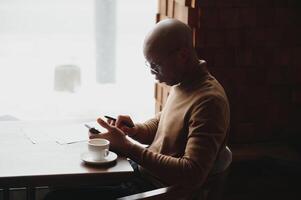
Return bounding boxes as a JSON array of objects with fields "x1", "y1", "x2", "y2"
[
  {"x1": 104, "y1": 115, "x2": 134, "y2": 128},
  {"x1": 84, "y1": 124, "x2": 100, "y2": 134}
]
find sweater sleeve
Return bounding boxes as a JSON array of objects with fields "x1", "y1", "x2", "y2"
[
  {"x1": 127, "y1": 96, "x2": 229, "y2": 186},
  {"x1": 131, "y1": 112, "x2": 161, "y2": 145}
]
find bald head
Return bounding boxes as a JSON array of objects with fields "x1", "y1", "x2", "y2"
[
  {"x1": 143, "y1": 19, "x2": 193, "y2": 59},
  {"x1": 143, "y1": 19, "x2": 202, "y2": 86}
]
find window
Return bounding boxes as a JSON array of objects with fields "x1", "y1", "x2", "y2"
[{"x1": 0, "y1": 0, "x2": 157, "y2": 121}]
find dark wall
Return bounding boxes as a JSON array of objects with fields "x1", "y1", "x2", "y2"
[{"x1": 196, "y1": 0, "x2": 301, "y2": 143}]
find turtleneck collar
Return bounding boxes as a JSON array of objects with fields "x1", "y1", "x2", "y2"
[{"x1": 177, "y1": 60, "x2": 210, "y2": 89}]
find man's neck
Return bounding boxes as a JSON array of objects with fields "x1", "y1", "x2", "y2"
[{"x1": 180, "y1": 59, "x2": 208, "y2": 86}]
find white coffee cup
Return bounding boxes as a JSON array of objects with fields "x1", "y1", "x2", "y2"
[{"x1": 88, "y1": 139, "x2": 110, "y2": 160}]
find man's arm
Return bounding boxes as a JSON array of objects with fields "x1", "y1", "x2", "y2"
[
  {"x1": 131, "y1": 112, "x2": 161, "y2": 145},
  {"x1": 126, "y1": 97, "x2": 229, "y2": 186}
]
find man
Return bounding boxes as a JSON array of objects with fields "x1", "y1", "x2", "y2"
[
  {"x1": 93, "y1": 18, "x2": 231, "y2": 190},
  {"x1": 45, "y1": 18, "x2": 231, "y2": 199}
]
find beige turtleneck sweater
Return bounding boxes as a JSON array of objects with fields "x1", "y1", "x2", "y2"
[{"x1": 128, "y1": 66, "x2": 230, "y2": 187}]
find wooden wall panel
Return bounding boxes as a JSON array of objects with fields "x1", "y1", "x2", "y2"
[{"x1": 155, "y1": 0, "x2": 301, "y2": 145}]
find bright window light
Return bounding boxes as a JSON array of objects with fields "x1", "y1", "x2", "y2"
[{"x1": 0, "y1": 0, "x2": 157, "y2": 122}]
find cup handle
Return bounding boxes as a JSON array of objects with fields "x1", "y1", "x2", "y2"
[{"x1": 105, "y1": 149, "x2": 109, "y2": 157}]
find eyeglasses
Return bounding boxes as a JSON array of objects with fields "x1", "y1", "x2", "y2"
[
  {"x1": 145, "y1": 48, "x2": 181, "y2": 75},
  {"x1": 145, "y1": 60, "x2": 162, "y2": 74}
]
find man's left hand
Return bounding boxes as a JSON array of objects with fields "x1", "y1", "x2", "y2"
[{"x1": 88, "y1": 118, "x2": 132, "y2": 155}]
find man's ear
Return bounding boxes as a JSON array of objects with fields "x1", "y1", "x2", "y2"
[{"x1": 177, "y1": 47, "x2": 189, "y2": 62}]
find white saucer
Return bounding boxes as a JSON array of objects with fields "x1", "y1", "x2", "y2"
[{"x1": 81, "y1": 151, "x2": 117, "y2": 165}]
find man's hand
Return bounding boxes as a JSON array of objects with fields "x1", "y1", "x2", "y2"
[
  {"x1": 115, "y1": 115, "x2": 138, "y2": 138},
  {"x1": 89, "y1": 118, "x2": 133, "y2": 155}
]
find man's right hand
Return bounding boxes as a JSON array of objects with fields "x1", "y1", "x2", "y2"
[{"x1": 115, "y1": 115, "x2": 138, "y2": 137}]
